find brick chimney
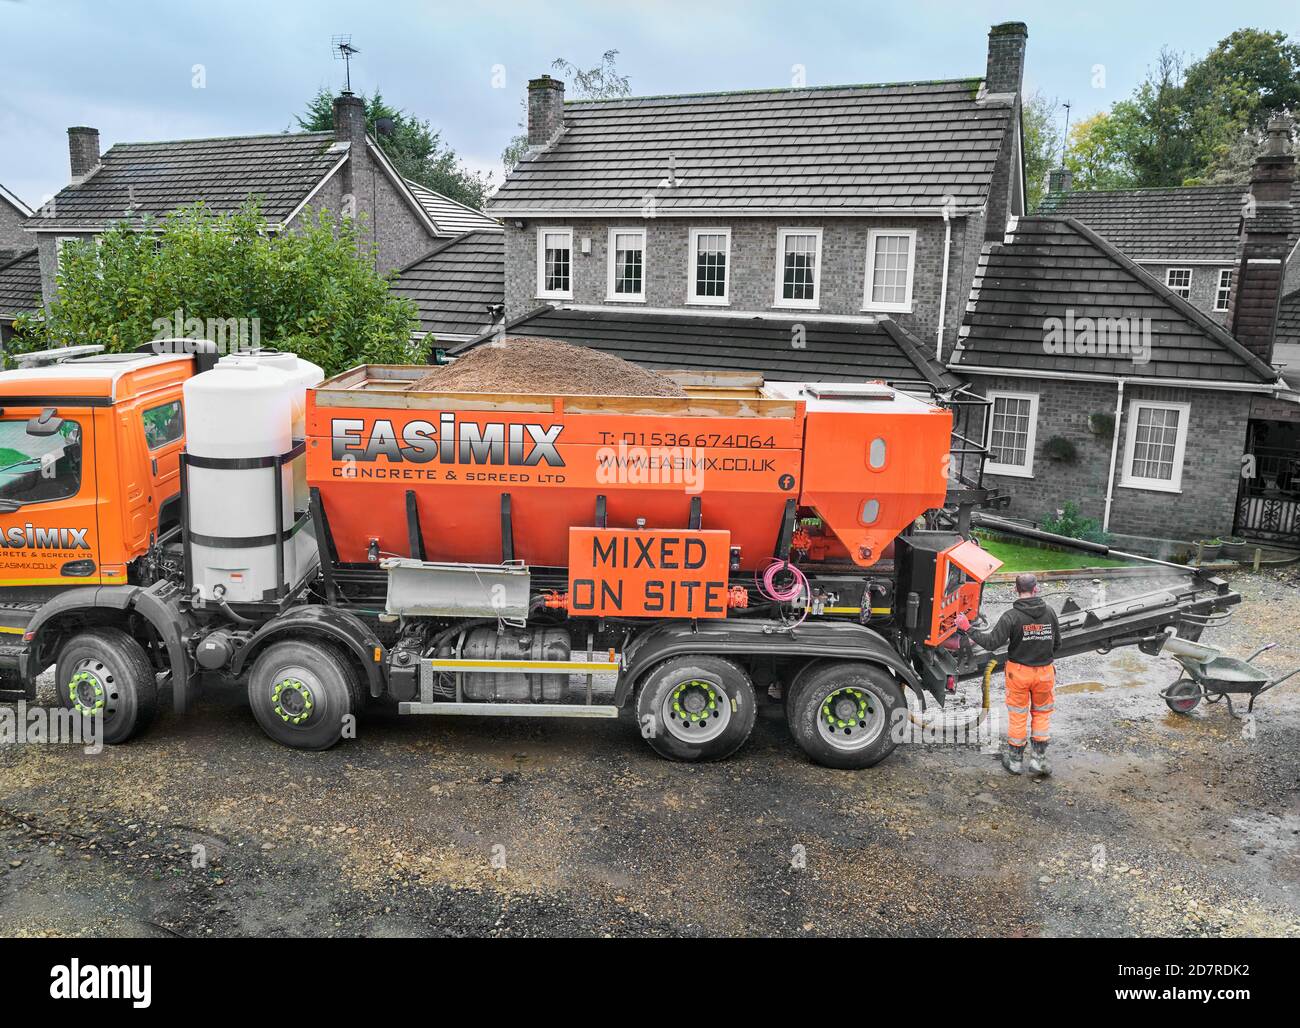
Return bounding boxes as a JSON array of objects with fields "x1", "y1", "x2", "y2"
[
  {"x1": 332, "y1": 93, "x2": 368, "y2": 200},
  {"x1": 1048, "y1": 167, "x2": 1072, "y2": 193},
  {"x1": 985, "y1": 22, "x2": 1028, "y2": 96},
  {"x1": 982, "y1": 23, "x2": 1028, "y2": 240},
  {"x1": 1228, "y1": 115, "x2": 1296, "y2": 365},
  {"x1": 67, "y1": 126, "x2": 100, "y2": 182},
  {"x1": 527, "y1": 75, "x2": 565, "y2": 148}
]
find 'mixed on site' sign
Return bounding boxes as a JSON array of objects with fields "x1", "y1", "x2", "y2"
[{"x1": 567, "y1": 528, "x2": 731, "y2": 618}]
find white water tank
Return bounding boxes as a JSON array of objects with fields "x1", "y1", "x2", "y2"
[{"x1": 183, "y1": 351, "x2": 324, "y2": 603}]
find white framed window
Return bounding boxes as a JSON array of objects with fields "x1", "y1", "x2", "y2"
[
  {"x1": 863, "y1": 228, "x2": 917, "y2": 312},
  {"x1": 54, "y1": 235, "x2": 82, "y2": 275},
  {"x1": 536, "y1": 227, "x2": 573, "y2": 299},
  {"x1": 773, "y1": 227, "x2": 822, "y2": 309},
  {"x1": 1165, "y1": 267, "x2": 1192, "y2": 300},
  {"x1": 688, "y1": 227, "x2": 730, "y2": 305},
  {"x1": 985, "y1": 391, "x2": 1039, "y2": 478},
  {"x1": 606, "y1": 227, "x2": 646, "y2": 301},
  {"x1": 1121, "y1": 399, "x2": 1190, "y2": 493},
  {"x1": 1214, "y1": 268, "x2": 1233, "y2": 312}
]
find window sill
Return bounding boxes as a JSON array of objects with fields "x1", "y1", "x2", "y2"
[
  {"x1": 604, "y1": 295, "x2": 646, "y2": 304},
  {"x1": 535, "y1": 293, "x2": 573, "y2": 302},
  {"x1": 686, "y1": 298, "x2": 730, "y2": 307},
  {"x1": 1118, "y1": 480, "x2": 1182, "y2": 495},
  {"x1": 985, "y1": 465, "x2": 1035, "y2": 479},
  {"x1": 772, "y1": 302, "x2": 820, "y2": 312},
  {"x1": 861, "y1": 304, "x2": 914, "y2": 315}
]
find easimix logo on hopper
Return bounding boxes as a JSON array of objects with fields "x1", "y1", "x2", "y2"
[{"x1": 331, "y1": 414, "x2": 564, "y2": 466}]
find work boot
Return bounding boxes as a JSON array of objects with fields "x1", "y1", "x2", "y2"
[
  {"x1": 1028, "y1": 740, "x2": 1052, "y2": 777},
  {"x1": 1001, "y1": 742, "x2": 1025, "y2": 775}
]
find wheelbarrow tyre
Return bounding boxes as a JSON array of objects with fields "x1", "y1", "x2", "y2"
[{"x1": 1164, "y1": 678, "x2": 1201, "y2": 714}]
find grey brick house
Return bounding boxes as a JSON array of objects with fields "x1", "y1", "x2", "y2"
[
  {"x1": 949, "y1": 215, "x2": 1283, "y2": 544},
  {"x1": 469, "y1": 22, "x2": 1033, "y2": 390},
  {"x1": 0, "y1": 184, "x2": 32, "y2": 262},
  {"x1": 21, "y1": 96, "x2": 491, "y2": 332},
  {"x1": 1020, "y1": 120, "x2": 1300, "y2": 546}
]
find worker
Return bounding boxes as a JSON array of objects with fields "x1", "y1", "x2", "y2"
[{"x1": 954, "y1": 573, "x2": 1061, "y2": 776}]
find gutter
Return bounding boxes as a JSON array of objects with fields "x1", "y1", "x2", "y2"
[
  {"x1": 1102, "y1": 378, "x2": 1125, "y2": 533},
  {"x1": 947, "y1": 362, "x2": 1283, "y2": 394}
]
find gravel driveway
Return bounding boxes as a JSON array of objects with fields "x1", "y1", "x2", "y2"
[{"x1": 2, "y1": 569, "x2": 1297, "y2": 938}]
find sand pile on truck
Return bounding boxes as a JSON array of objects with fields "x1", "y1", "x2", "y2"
[{"x1": 415, "y1": 337, "x2": 687, "y2": 397}]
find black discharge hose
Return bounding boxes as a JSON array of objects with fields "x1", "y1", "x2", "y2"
[{"x1": 970, "y1": 512, "x2": 1196, "y2": 573}]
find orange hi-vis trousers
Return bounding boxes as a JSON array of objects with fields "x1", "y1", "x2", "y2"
[{"x1": 1005, "y1": 661, "x2": 1055, "y2": 746}]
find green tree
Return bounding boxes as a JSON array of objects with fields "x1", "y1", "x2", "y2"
[
  {"x1": 503, "y1": 50, "x2": 631, "y2": 171},
  {"x1": 1064, "y1": 111, "x2": 1137, "y2": 190},
  {"x1": 11, "y1": 201, "x2": 419, "y2": 377},
  {"x1": 1022, "y1": 90, "x2": 1062, "y2": 210},
  {"x1": 296, "y1": 88, "x2": 493, "y2": 209}
]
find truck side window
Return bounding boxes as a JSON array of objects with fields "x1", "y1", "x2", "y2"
[
  {"x1": 142, "y1": 400, "x2": 183, "y2": 450},
  {"x1": 0, "y1": 418, "x2": 83, "y2": 505}
]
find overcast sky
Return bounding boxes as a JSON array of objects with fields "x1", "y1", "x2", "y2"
[{"x1": 1, "y1": 0, "x2": 1297, "y2": 208}]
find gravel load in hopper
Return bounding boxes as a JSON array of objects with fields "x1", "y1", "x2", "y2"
[{"x1": 416, "y1": 337, "x2": 687, "y2": 397}]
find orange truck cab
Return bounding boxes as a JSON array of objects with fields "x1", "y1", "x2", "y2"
[{"x1": 0, "y1": 349, "x2": 192, "y2": 609}]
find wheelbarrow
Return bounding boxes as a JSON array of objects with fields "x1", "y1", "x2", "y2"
[{"x1": 1142, "y1": 628, "x2": 1300, "y2": 717}]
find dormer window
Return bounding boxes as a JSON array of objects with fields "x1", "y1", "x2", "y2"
[{"x1": 774, "y1": 228, "x2": 822, "y2": 309}]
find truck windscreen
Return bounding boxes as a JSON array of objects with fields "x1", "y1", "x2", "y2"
[{"x1": 0, "y1": 418, "x2": 83, "y2": 506}]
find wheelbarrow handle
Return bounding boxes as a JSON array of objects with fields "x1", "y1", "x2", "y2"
[
  {"x1": 1246, "y1": 642, "x2": 1278, "y2": 662},
  {"x1": 1268, "y1": 666, "x2": 1300, "y2": 689}
]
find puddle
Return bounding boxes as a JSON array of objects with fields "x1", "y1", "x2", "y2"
[{"x1": 1058, "y1": 681, "x2": 1106, "y2": 695}]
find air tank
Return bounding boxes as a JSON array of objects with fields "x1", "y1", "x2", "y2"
[{"x1": 183, "y1": 350, "x2": 324, "y2": 603}]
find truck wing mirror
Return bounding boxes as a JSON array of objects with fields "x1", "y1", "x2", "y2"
[{"x1": 26, "y1": 408, "x2": 64, "y2": 437}]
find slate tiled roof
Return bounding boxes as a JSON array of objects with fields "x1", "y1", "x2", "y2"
[
  {"x1": 488, "y1": 79, "x2": 1013, "y2": 216},
  {"x1": 0, "y1": 249, "x2": 41, "y2": 319},
  {"x1": 951, "y1": 216, "x2": 1279, "y2": 385},
  {"x1": 456, "y1": 306, "x2": 961, "y2": 391},
  {"x1": 1036, "y1": 182, "x2": 1300, "y2": 263},
  {"x1": 390, "y1": 230, "x2": 505, "y2": 340},
  {"x1": 27, "y1": 132, "x2": 345, "y2": 230},
  {"x1": 405, "y1": 180, "x2": 500, "y2": 236},
  {"x1": 1279, "y1": 288, "x2": 1300, "y2": 347}
]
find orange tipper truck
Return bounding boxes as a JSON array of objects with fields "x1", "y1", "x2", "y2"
[{"x1": 0, "y1": 344, "x2": 1240, "y2": 766}]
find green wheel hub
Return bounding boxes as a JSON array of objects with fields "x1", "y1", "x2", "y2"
[
  {"x1": 815, "y1": 684, "x2": 886, "y2": 752},
  {"x1": 271, "y1": 677, "x2": 315, "y2": 726},
  {"x1": 68, "y1": 669, "x2": 106, "y2": 716},
  {"x1": 662, "y1": 677, "x2": 732, "y2": 743},
  {"x1": 822, "y1": 687, "x2": 869, "y2": 730}
]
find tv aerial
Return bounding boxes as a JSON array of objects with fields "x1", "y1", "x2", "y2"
[{"x1": 331, "y1": 35, "x2": 361, "y2": 95}]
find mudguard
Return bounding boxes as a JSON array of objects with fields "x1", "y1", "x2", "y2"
[
  {"x1": 615, "y1": 619, "x2": 923, "y2": 707},
  {"x1": 230, "y1": 604, "x2": 387, "y2": 698},
  {"x1": 20, "y1": 581, "x2": 193, "y2": 712}
]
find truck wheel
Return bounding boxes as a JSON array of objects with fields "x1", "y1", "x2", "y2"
[
  {"x1": 56, "y1": 628, "x2": 158, "y2": 745},
  {"x1": 635, "y1": 655, "x2": 756, "y2": 763},
  {"x1": 785, "y1": 661, "x2": 905, "y2": 770},
  {"x1": 247, "y1": 639, "x2": 361, "y2": 751}
]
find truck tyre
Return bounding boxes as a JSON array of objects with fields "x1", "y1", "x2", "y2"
[
  {"x1": 247, "y1": 639, "x2": 362, "y2": 751},
  {"x1": 785, "y1": 661, "x2": 905, "y2": 770},
  {"x1": 635, "y1": 655, "x2": 756, "y2": 763},
  {"x1": 56, "y1": 628, "x2": 159, "y2": 745}
]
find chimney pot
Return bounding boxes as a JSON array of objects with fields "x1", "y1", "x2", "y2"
[
  {"x1": 527, "y1": 75, "x2": 566, "y2": 148},
  {"x1": 985, "y1": 22, "x2": 1028, "y2": 96},
  {"x1": 67, "y1": 126, "x2": 100, "y2": 182}
]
